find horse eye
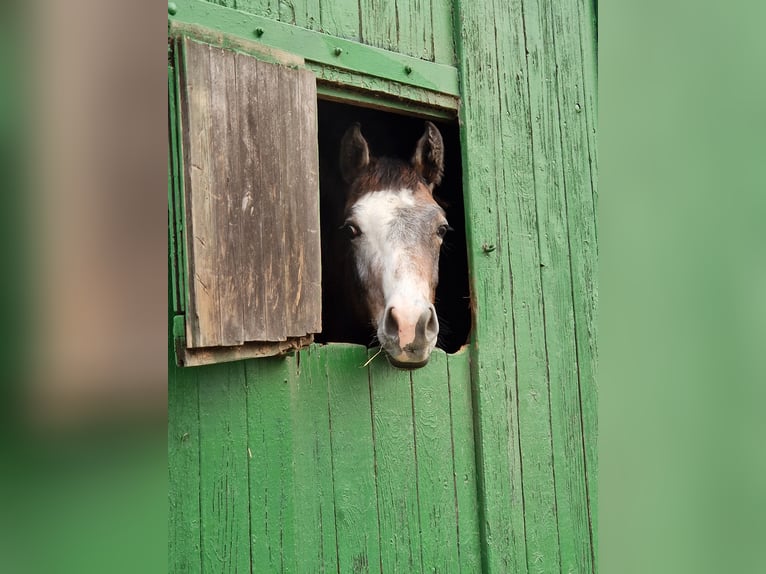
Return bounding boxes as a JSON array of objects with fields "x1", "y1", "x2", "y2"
[
  {"x1": 341, "y1": 222, "x2": 361, "y2": 239},
  {"x1": 437, "y1": 224, "x2": 452, "y2": 239}
]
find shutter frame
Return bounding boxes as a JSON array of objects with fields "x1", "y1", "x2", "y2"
[{"x1": 176, "y1": 36, "x2": 321, "y2": 366}]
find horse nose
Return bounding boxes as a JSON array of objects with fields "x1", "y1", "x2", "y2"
[{"x1": 384, "y1": 305, "x2": 439, "y2": 349}]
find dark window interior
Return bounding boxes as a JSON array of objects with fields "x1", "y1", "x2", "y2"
[{"x1": 315, "y1": 99, "x2": 471, "y2": 354}]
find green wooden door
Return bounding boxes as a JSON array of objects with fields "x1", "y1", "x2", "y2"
[
  {"x1": 168, "y1": 0, "x2": 597, "y2": 571},
  {"x1": 170, "y1": 346, "x2": 482, "y2": 573}
]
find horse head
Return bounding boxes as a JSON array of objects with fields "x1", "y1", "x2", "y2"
[{"x1": 338, "y1": 121, "x2": 448, "y2": 369}]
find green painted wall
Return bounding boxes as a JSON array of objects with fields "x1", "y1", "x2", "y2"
[
  {"x1": 202, "y1": 0, "x2": 457, "y2": 65},
  {"x1": 168, "y1": 0, "x2": 597, "y2": 571}
]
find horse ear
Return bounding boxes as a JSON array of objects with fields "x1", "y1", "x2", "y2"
[
  {"x1": 412, "y1": 121, "x2": 444, "y2": 189},
  {"x1": 340, "y1": 123, "x2": 370, "y2": 184}
]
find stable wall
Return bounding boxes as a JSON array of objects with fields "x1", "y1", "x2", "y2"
[{"x1": 168, "y1": 0, "x2": 598, "y2": 572}]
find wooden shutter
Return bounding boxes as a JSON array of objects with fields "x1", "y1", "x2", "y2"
[{"x1": 178, "y1": 37, "x2": 321, "y2": 366}]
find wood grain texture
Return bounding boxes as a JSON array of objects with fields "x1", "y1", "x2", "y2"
[
  {"x1": 210, "y1": 46, "x2": 245, "y2": 346},
  {"x1": 552, "y1": 0, "x2": 599, "y2": 564},
  {"x1": 369, "y1": 350, "x2": 423, "y2": 573},
  {"x1": 236, "y1": 49, "x2": 268, "y2": 341},
  {"x1": 290, "y1": 346, "x2": 340, "y2": 573},
  {"x1": 430, "y1": 0, "x2": 456, "y2": 65},
  {"x1": 182, "y1": 40, "x2": 221, "y2": 348},
  {"x1": 359, "y1": 0, "x2": 398, "y2": 52},
  {"x1": 396, "y1": 0, "x2": 434, "y2": 61},
  {"x1": 326, "y1": 345, "x2": 382, "y2": 574},
  {"x1": 180, "y1": 38, "x2": 322, "y2": 352},
  {"x1": 319, "y1": 0, "x2": 361, "y2": 41},
  {"x1": 454, "y1": 0, "x2": 598, "y2": 570},
  {"x1": 246, "y1": 356, "x2": 296, "y2": 572},
  {"x1": 410, "y1": 350, "x2": 461, "y2": 573},
  {"x1": 492, "y1": 0, "x2": 562, "y2": 570},
  {"x1": 453, "y1": 1, "x2": 529, "y2": 570},
  {"x1": 522, "y1": 0, "x2": 594, "y2": 569},
  {"x1": 168, "y1": 352, "x2": 202, "y2": 574},
  {"x1": 198, "y1": 360, "x2": 251, "y2": 573},
  {"x1": 446, "y1": 351, "x2": 482, "y2": 573}
]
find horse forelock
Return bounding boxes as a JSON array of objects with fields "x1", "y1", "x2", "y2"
[{"x1": 345, "y1": 157, "x2": 427, "y2": 209}]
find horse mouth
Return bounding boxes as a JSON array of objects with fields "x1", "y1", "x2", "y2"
[{"x1": 384, "y1": 351, "x2": 430, "y2": 370}]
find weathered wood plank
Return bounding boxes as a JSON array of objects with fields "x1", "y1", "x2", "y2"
[
  {"x1": 296, "y1": 70, "x2": 323, "y2": 334},
  {"x1": 290, "y1": 346, "x2": 340, "y2": 573},
  {"x1": 551, "y1": 0, "x2": 599, "y2": 565},
  {"x1": 236, "y1": 51, "x2": 269, "y2": 342},
  {"x1": 319, "y1": 0, "x2": 361, "y2": 41},
  {"x1": 181, "y1": 39, "x2": 321, "y2": 350},
  {"x1": 453, "y1": 1, "x2": 529, "y2": 570},
  {"x1": 198, "y1": 361, "x2": 251, "y2": 573},
  {"x1": 446, "y1": 351, "x2": 482, "y2": 573},
  {"x1": 168, "y1": 354, "x2": 202, "y2": 574},
  {"x1": 359, "y1": 0, "x2": 398, "y2": 52},
  {"x1": 278, "y1": 63, "x2": 300, "y2": 338},
  {"x1": 182, "y1": 39, "x2": 221, "y2": 348},
  {"x1": 369, "y1": 349, "x2": 423, "y2": 573},
  {"x1": 493, "y1": 0, "x2": 562, "y2": 569},
  {"x1": 209, "y1": 46, "x2": 245, "y2": 346},
  {"x1": 326, "y1": 345, "x2": 382, "y2": 574},
  {"x1": 410, "y1": 349, "x2": 461, "y2": 573},
  {"x1": 288, "y1": 0, "x2": 322, "y2": 29},
  {"x1": 396, "y1": 0, "x2": 434, "y2": 61},
  {"x1": 522, "y1": 0, "x2": 595, "y2": 570},
  {"x1": 430, "y1": 0, "x2": 456, "y2": 65},
  {"x1": 224, "y1": 0, "x2": 277, "y2": 19},
  {"x1": 246, "y1": 356, "x2": 297, "y2": 572},
  {"x1": 256, "y1": 58, "x2": 287, "y2": 340}
]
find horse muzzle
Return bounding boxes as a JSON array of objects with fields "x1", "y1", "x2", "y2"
[{"x1": 378, "y1": 303, "x2": 438, "y2": 369}]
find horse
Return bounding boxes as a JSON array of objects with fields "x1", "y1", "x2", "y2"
[{"x1": 324, "y1": 120, "x2": 449, "y2": 369}]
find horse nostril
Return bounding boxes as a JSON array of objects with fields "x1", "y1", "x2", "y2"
[
  {"x1": 384, "y1": 306, "x2": 399, "y2": 339},
  {"x1": 425, "y1": 305, "x2": 439, "y2": 339}
]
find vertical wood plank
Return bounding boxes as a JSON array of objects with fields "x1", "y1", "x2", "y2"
[
  {"x1": 236, "y1": 51, "x2": 269, "y2": 341},
  {"x1": 492, "y1": 0, "x2": 562, "y2": 569},
  {"x1": 290, "y1": 346, "x2": 340, "y2": 573},
  {"x1": 396, "y1": 0, "x2": 434, "y2": 61},
  {"x1": 319, "y1": 0, "x2": 361, "y2": 41},
  {"x1": 278, "y1": 63, "x2": 299, "y2": 338},
  {"x1": 446, "y1": 351, "x2": 482, "y2": 573},
  {"x1": 209, "y1": 46, "x2": 245, "y2": 346},
  {"x1": 410, "y1": 349, "x2": 461, "y2": 573},
  {"x1": 296, "y1": 69, "x2": 322, "y2": 334},
  {"x1": 326, "y1": 345, "x2": 382, "y2": 574},
  {"x1": 182, "y1": 40, "x2": 221, "y2": 348},
  {"x1": 246, "y1": 356, "x2": 296, "y2": 572},
  {"x1": 168, "y1": 355, "x2": 202, "y2": 574},
  {"x1": 522, "y1": 0, "x2": 596, "y2": 570},
  {"x1": 525, "y1": 0, "x2": 594, "y2": 572},
  {"x1": 369, "y1": 350, "x2": 423, "y2": 573},
  {"x1": 290, "y1": 0, "x2": 322, "y2": 29},
  {"x1": 228, "y1": 0, "x2": 279, "y2": 19},
  {"x1": 431, "y1": 0, "x2": 456, "y2": 65},
  {"x1": 198, "y1": 361, "x2": 251, "y2": 573},
  {"x1": 255, "y1": 58, "x2": 286, "y2": 340},
  {"x1": 453, "y1": 0, "x2": 529, "y2": 570},
  {"x1": 359, "y1": 0, "x2": 398, "y2": 52},
  {"x1": 551, "y1": 0, "x2": 599, "y2": 564}
]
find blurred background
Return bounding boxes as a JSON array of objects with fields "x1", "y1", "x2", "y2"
[{"x1": 0, "y1": 0, "x2": 763, "y2": 572}]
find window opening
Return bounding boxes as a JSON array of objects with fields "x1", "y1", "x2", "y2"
[{"x1": 315, "y1": 99, "x2": 471, "y2": 354}]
